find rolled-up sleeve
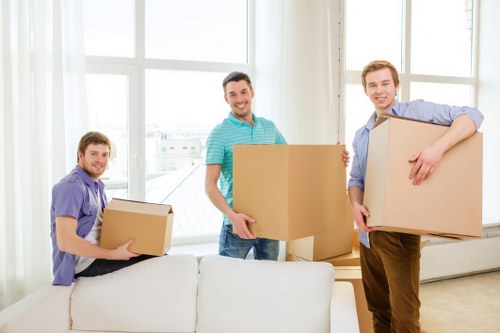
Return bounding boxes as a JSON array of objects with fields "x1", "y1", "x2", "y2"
[{"x1": 400, "y1": 100, "x2": 484, "y2": 130}]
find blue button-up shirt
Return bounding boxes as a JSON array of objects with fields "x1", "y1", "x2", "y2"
[
  {"x1": 348, "y1": 99, "x2": 484, "y2": 247},
  {"x1": 50, "y1": 165, "x2": 107, "y2": 286}
]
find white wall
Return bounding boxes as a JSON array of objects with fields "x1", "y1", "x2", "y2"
[{"x1": 477, "y1": 0, "x2": 500, "y2": 224}]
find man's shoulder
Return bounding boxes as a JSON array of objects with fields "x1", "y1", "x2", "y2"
[
  {"x1": 254, "y1": 115, "x2": 276, "y2": 126},
  {"x1": 53, "y1": 171, "x2": 87, "y2": 195}
]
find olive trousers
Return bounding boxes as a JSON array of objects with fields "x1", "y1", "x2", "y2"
[{"x1": 360, "y1": 231, "x2": 422, "y2": 333}]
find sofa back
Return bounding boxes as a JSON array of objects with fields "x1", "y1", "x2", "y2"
[
  {"x1": 196, "y1": 255, "x2": 334, "y2": 333},
  {"x1": 70, "y1": 255, "x2": 198, "y2": 332}
]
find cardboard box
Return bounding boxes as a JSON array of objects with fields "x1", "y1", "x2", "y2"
[
  {"x1": 324, "y1": 246, "x2": 361, "y2": 266},
  {"x1": 335, "y1": 266, "x2": 374, "y2": 333},
  {"x1": 233, "y1": 144, "x2": 346, "y2": 241},
  {"x1": 364, "y1": 114, "x2": 483, "y2": 239},
  {"x1": 286, "y1": 194, "x2": 353, "y2": 260},
  {"x1": 100, "y1": 198, "x2": 174, "y2": 256}
]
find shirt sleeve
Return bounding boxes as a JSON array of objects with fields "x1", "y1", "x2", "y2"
[
  {"x1": 274, "y1": 125, "x2": 287, "y2": 144},
  {"x1": 205, "y1": 128, "x2": 224, "y2": 165},
  {"x1": 52, "y1": 180, "x2": 85, "y2": 220},
  {"x1": 347, "y1": 132, "x2": 365, "y2": 191},
  {"x1": 399, "y1": 100, "x2": 484, "y2": 130}
]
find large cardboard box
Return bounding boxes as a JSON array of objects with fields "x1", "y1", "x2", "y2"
[
  {"x1": 364, "y1": 114, "x2": 483, "y2": 238},
  {"x1": 335, "y1": 266, "x2": 374, "y2": 333},
  {"x1": 286, "y1": 194, "x2": 353, "y2": 260},
  {"x1": 100, "y1": 198, "x2": 174, "y2": 256},
  {"x1": 233, "y1": 144, "x2": 346, "y2": 241}
]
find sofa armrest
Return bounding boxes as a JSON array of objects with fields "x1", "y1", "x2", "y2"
[
  {"x1": 0, "y1": 285, "x2": 73, "y2": 333},
  {"x1": 330, "y1": 281, "x2": 360, "y2": 333}
]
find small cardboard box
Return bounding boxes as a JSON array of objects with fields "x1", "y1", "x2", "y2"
[
  {"x1": 100, "y1": 198, "x2": 174, "y2": 256},
  {"x1": 335, "y1": 266, "x2": 374, "y2": 333},
  {"x1": 286, "y1": 194, "x2": 353, "y2": 260},
  {"x1": 287, "y1": 229, "x2": 361, "y2": 266},
  {"x1": 233, "y1": 144, "x2": 346, "y2": 241},
  {"x1": 364, "y1": 114, "x2": 483, "y2": 239}
]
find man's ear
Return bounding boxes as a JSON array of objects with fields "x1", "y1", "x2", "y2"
[
  {"x1": 77, "y1": 151, "x2": 84, "y2": 162},
  {"x1": 224, "y1": 94, "x2": 229, "y2": 104}
]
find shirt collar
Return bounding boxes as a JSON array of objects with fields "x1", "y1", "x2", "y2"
[
  {"x1": 228, "y1": 112, "x2": 257, "y2": 127},
  {"x1": 74, "y1": 165, "x2": 105, "y2": 192},
  {"x1": 365, "y1": 100, "x2": 401, "y2": 131}
]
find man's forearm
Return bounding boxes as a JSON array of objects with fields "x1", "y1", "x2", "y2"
[{"x1": 205, "y1": 183, "x2": 234, "y2": 218}]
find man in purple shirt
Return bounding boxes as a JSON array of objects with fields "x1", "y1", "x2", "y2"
[
  {"x1": 50, "y1": 131, "x2": 152, "y2": 286},
  {"x1": 348, "y1": 60, "x2": 483, "y2": 333}
]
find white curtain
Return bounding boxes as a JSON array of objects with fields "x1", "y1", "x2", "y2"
[
  {"x1": 254, "y1": 0, "x2": 342, "y2": 144},
  {"x1": 0, "y1": 0, "x2": 87, "y2": 309}
]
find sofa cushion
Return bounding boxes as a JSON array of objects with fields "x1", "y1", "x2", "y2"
[
  {"x1": 70, "y1": 255, "x2": 198, "y2": 333},
  {"x1": 196, "y1": 255, "x2": 334, "y2": 333}
]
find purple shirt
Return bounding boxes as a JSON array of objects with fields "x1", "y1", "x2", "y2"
[
  {"x1": 348, "y1": 99, "x2": 484, "y2": 247},
  {"x1": 50, "y1": 165, "x2": 107, "y2": 286}
]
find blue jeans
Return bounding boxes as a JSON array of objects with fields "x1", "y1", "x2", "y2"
[
  {"x1": 75, "y1": 254, "x2": 155, "y2": 278},
  {"x1": 218, "y1": 224, "x2": 279, "y2": 260}
]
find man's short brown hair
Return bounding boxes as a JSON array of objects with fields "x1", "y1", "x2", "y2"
[
  {"x1": 222, "y1": 71, "x2": 253, "y2": 95},
  {"x1": 361, "y1": 60, "x2": 400, "y2": 91},
  {"x1": 76, "y1": 131, "x2": 111, "y2": 163}
]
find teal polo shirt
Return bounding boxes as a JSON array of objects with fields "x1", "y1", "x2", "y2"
[{"x1": 206, "y1": 112, "x2": 287, "y2": 224}]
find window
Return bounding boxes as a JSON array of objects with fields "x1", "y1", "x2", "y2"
[
  {"x1": 83, "y1": 0, "x2": 250, "y2": 241},
  {"x1": 343, "y1": 0, "x2": 487, "y2": 222}
]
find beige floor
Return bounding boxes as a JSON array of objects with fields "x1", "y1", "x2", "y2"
[{"x1": 420, "y1": 270, "x2": 500, "y2": 333}]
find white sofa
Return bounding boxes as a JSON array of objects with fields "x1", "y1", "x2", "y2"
[{"x1": 0, "y1": 254, "x2": 359, "y2": 333}]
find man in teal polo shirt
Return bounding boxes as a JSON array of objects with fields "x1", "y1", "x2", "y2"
[{"x1": 205, "y1": 71, "x2": 286, "y2": 260}]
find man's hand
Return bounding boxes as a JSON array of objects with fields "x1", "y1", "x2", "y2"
[
  {"x1": 352, "y1": 203, "x2": 374, "y2": 233},
  {"x1": 109, "y1": 239, "x2": 140, "y2": 260},
  {"x1": 408, "y1": 143, "x2": 445, "y2": 185},
  {"x1": 228, "y1": 211, "x2": 256, "y2": 239},
  {"x1": 336, "y1": 141, "x2": 350, "y2": 167}
]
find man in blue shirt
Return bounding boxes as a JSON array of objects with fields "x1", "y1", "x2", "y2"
[
  {"x1": 348, "y1": 60, "x2": 484, "y2": 333},
  {"x1": 205, "y1": 72, "x2": 287, "y2": 260},
  {"x1": 51, "y1": 131, "x2": 152, "y2": 286}
]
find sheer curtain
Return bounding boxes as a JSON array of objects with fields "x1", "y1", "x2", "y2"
[
  {"x1": 254, "y1": 0, "x2": 342, "y2": 144},
  {"x1": 0, "y1": 0, "x2": 87, "y2": 309}
]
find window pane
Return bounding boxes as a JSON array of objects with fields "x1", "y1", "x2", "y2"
[
  {"x1": 145, "y1": 0, "x2": 247, "y2": 63},
  {"x1": 345, "y1": 0, "x2": 402, "y2": 71},
  {"x1": 410, "y1": 82, "x2": 472, "y2": 106},
  {"x1": 86, "y1": 74, "x2": 129, "y2": 199},
  {"x1": 83, "y1": 0, "x2": 134, "y2": 57},
  {"x1": 411, "y1": 0, "x2": 473, "y2": 76},
  {"x1": 145, "y1": 70, "x2": 228, "y2": 237}
]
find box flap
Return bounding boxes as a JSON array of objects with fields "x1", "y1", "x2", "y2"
[
  {"x1": 107, "y1": 198, "x2": 172, "y2": 215},
  {"x1": 373, "y1": 113, "x2": 449, "y2": 130}
]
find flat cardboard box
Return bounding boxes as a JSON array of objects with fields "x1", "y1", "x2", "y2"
[
  {"x1": 100, "y1": 198, "x2": 174, "y2": 256},
  {"x1": 335, "y1": 266, "x2": 373, "y2": 333},
  {"x1": 285, "y1": 194, "x2": 353, "y2": 260},
  {"x1": 364, "y1": 114, "x2": 483, "y2": 239},
  {"x1": 233, "y1": 144, "x2": 346, "y2": 241},
  {"x1": 324, "y1": 246, "x2": 361, "y2": 266}
]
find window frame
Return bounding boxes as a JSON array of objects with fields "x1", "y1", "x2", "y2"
[
  {"x1": 341, "y1": 0, "x2": 487, "y2": 223},
  {"x1": 85, "y1": 0, "x2": 254, "y2": 244}
]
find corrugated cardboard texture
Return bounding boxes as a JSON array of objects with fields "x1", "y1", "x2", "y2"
[
  {"x1": 234, "y1": 145, "x2": 346, "y2": 241},
  {"x1": 365, "y1": 114, "x2": 483, "y2": 238},
  {"x1": 100, "y1": 198, "x2": 174, "y2": 256},
  {"x1": 286, "y1": 194, "x2": 353, "y2": 260}
]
